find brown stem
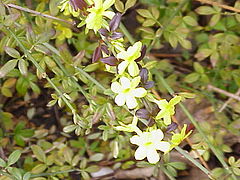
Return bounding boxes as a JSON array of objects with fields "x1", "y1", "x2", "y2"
[
  {"x1": 207, "y1": 85, "x2": 240, "y2": 101},
  {"x1": 6, "y1": 3, "x2": 76, "y2": 26},
  {"x1": 195, "y1": 0, "x2": 240, "y2": 13},
  {"x1": 218, "y1": 88, "x2": 240, "y2": 112}
]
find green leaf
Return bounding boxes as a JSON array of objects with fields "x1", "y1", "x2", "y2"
[
  {"x1": 85, "y1": 165, "x2": 100, "y2": 173},
  {"x1": 89, "y1": 153, "x2": 104, "y2": 162},
  {"x1": 16, "y1": 77, "x2": 29, "y2": 95},
  {"x1": 195, "y1": 6, "x2": 217, "y2": 15},
  {"x1": 1, "y1": 87, "x2": 12, "y2": 97},
  {"x1": 195, "y1": 49, "x2": 212, "y2": 61},
  {"x1": 211, "y1": 168, "x2": 225, "y2": 178},
  {"x1": 178, "y1": 38, "x2": 192, "y2": 50},
  {"x1": 166, "y1": 165, "x2": 177, "y2": 177},
  {"x1": 0, "y1": 59, "x2": 18, "y2": 78},
  {"x1": 49, "y1": 0, "x2": 59, "y2": 16},
  {"x1": 31, "y1": 145, "x2": 46, "y2": 163},
  {"x1": 18, "y1": 59, "x2": 28, "y2": 76},
  {"x1": 137, "y1": 9, "x2": 153, "y2": 18},
  {"x1": 7, "y1": 150, "x2": 21, "y2": 166},
  {"x1": 125, "y1": 0, "x2": 137, "y2": 11},
  {"x1": 228, "y1": 156, "x2": 235, "y2": 165},
  {"x1": 168, "y1": 33, "x2": 178, "y2": 48},
  {"x1": 169, "y1": 162, "x2": 186, "y2": 170},
  {"x1": 63, "y1": 124, "x2": 77, "y2": 133},
  {"x1": 14, "y1": 134, "x2": 25, "y2": 146},
  {"x1": 0, "y1": 158, "x2": 6, "y2": 167},
  {"x1": 83, "y1": 63, "x2": 99, "y2": 72},
  {"x1": 209, "y1": 14, "x2": 221, "y2": 27},
  {"x1": 193, "y1": 62, "x2": 204, "y2": 74},
  {"x1": 23, "y1": 172, "x2": 31, "y2": 180},
  {"x1": 115, "y1": 0, "x2": 124, "y2": 13},
  {"x1": 81, "y1": 171, "x2": 90, "y2": 180},
  {"x1": 184, "y1": 73, "x2": 200, "y2": 83},
  {"x1": 183, "y1": 16, "x2": 198, "y2": 26},
  {"x1": 4, "y1": 47, "x2": 20, "y2": 58},
  {"x1": 31, "y1": 164, "x2": 47, "y2": 174},
  {"x1": 233, "y1": 167, "x2": 240, "y2": 176},
  {"x1": 9, "y1": 167, "x2": 22, "y2": 180},
  {"x1": 142, "y1": 19, "x2": 156, "y2": 27}
]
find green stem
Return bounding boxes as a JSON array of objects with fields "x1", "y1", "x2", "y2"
[
  {"x1": 50, "y1": 52, "x2": 90, "y2": 104},
  {"x1": 175, "y1": 146, "x2": 211, "y2": 177},
  {"x1": 153, "y1": 71, "x2": 237, "y2": 180},
  {"x1": 75, "y1": 66, "x2": 107, "y2": 92},
  {"x1": 119, "y1": 23, "x2": 135, "y2": 45},
  {"x1": 30, "y1": 169, "x2": 78, "y2": 177},
  {"x1": 6, "y1": 28, "x2": 77, "y2": 114}
]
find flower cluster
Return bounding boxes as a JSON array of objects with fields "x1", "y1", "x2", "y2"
[{"x1": 58, "y1": 0, "x2": 191, "y2": 164}]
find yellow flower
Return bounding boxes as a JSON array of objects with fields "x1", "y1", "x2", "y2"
[
  {"x1": 54, "y1": 23, "x2": 73, "y2": 41},
  {"x1": 155, "y1": 96, "x2": 181, "y2": 125},
  {"x1": 130, "y1": 129, "x2": 170, "y2": 164},
  {"x1": 85, "y1": 0, "x2": 115, "y2": 32},
  {"x1": 59, "y1": 0, "x2": 80, "y2": 17},
  {"x1": 117, "y1": 41, "x2": 142, "y2": 77}
]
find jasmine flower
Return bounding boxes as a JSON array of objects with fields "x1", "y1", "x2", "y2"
[{"x1": 111, "y1": 76, "x2": 147, "y2": 109}]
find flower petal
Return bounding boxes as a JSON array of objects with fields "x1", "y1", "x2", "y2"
[
  {"x1": 128, "y1": 61, "x2": 139, "y2": 77},
  {"x1": 126, "y1": 96, "x2": 138, "y2": 109},
  {"x1": 146, "y1": 149, "x2": 159, "y2": 164},
  {"x1": 155, "y1": 141, "x2": 170, "y2": 153},
  {"x1": 103, "y1": 0, "x2": 115, "y2": 10},
  {"x1": 120, "y1": 77, "x2": 131, "y2": 89},
  {"x1": 164, "y1": 114, "x2": 171, "y2": 125},
  {"x1": 115, "y1": 93, "x2": 126, "y2": 106},
  {"x1": 156, "y1": 110, "x2": 167, "y2": 119},
  {"x1": 103, "y1": 11, "x2": 115, "y2": 19},
  {"x1": 135, "y1": 146, "x2": 147, "y2": 160},
  {"x1": 132, "y1": 88, "x2": 147, "y2": 98},
  {"x1": 93, "y1": 0, "x2": 102, "y2": 9},
  {"x1": 130, "y1": 135, "x2": 142, "y2": 145},
  {"x1": 155, "y1": 99, "x2": 168, "y2": 109},
  {"x1": 131, "y1": 76, "x2": 141, "y2": 88},
  {"x1": 111, "y1": 82, "x2": 122, "y2": 93},
  {"x1": 151, "y1": 129, "x2": 164, "y2": 141},
  {"x1": 118, "y1": 61, "x2": 128, "y2": 75},
  {"x1": 169, "y1": 96, "x2": 181, "y2": 106}
]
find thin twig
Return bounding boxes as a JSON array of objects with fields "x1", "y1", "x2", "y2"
[
  {"x1": 6, "y1": 4, "x2": 76, "y2": 26},
  {"x1": 207, "y1": 85, "x2": 240, "y2": 102},
  {"x1": 218, "y1": 88, "x2": 240, "y2": 112},
  {"x1": 195, "y1": 0, "x2": 240, "y2": 13}
]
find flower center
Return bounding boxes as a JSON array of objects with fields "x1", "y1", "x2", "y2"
[
  {"x1": 123, "y1": 88, "x2": 131, "y2": 93},
  {"x1": 144, "y1": 141, "x2": 153, "y2": 146}
]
